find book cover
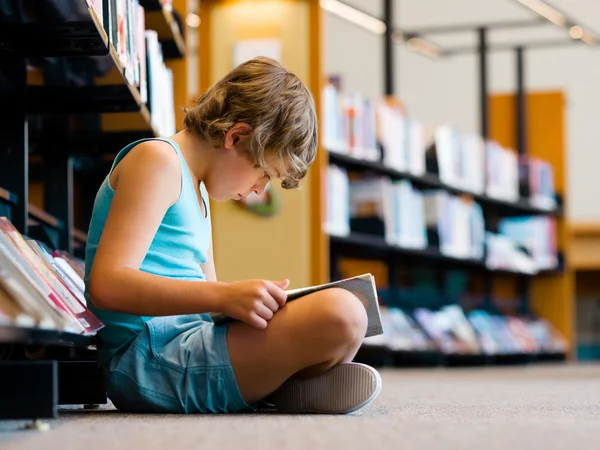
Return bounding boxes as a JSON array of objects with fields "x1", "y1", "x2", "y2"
[
  {"x1": 27, "y1": 239, "x2": 104, "y2": 334},
  {"x1": 0, "y1": 219, "x2": 85, "y2": 333},
  {"x1": 211, "y1": 273, "x2": 384, "y2": 338}
]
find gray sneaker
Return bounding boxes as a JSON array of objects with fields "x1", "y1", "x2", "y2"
[{"x1": 270, "y1": 362, "x2": 382, "y2": 414}]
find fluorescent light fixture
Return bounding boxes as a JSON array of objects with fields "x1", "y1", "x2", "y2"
[
  {"x1": 568, "y1": 25, "x2": 596, "y2": 45},
  {"x1": 186, "y1": 13, "x2": 201, "y2": 29},
  {"x1": 320, "y1": 0, "x2": 386, "y2": 35},
  {"x1": 407, "y1": 37, "x2": 442, "y2": 59},
  {"x1": 515, "y1": 0, "x2": 567, "y2": 27},
  {"x1": 580, "y1": 30, "x2": 597, "y2": 46}
]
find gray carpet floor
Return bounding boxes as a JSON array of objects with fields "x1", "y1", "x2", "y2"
[{"x1": 1, "y1": 363, "x2": 599, "y2": 450}]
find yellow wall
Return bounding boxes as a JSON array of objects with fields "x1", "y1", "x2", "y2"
[{"x1": 203, "y1": 0, "x2": 317, "y2": 288}]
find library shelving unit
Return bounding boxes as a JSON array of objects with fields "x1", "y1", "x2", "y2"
[
  {"x1": 199, "y1": 0, "x2": 571, "y2": 366},
  {"x1": 0, "y1": 0, "x2": 191, "y2": 421}
]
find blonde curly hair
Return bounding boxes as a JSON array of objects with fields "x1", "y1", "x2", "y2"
[{"x1": 184, "y1": 57, "x2": 318, "y2": 189}]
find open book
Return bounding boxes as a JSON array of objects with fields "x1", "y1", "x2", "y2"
[{"x1": 210, "y1": 273, "x2": 384, "y2": 338}]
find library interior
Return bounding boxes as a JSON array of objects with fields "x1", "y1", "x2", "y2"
[{"x1": 0, "y1": 0, "x2": 599, "y2": 449}]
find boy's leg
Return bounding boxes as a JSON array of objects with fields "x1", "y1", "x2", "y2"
[{"x1": 226, "y1": 287, "x2": 368, "y2": 404}]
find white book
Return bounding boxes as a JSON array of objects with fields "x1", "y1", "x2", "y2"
[{"x1": 211, "y1": 273, "x2": 384, "y2": 338}]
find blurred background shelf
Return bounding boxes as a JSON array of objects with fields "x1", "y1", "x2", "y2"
[
  {"x1": 329, "y1": 232, "x2": 563, "y2": 277},
  {"x1": 328, "y1": 151, "x2": 563, "y2": 218}
]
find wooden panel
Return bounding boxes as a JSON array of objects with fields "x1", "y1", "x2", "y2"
[
  {"x1": 490, "y1": 91, "x2": 574, "y2": 354},
  {"x1": 570, "y1": 222, "x2": 600, "y2": 270},
  {"x1": 203, "y1": 0, "x2": 317, "y2": 288},
  {"x1": 309, "y1": 0, "x2": 328, "y2": 285}
]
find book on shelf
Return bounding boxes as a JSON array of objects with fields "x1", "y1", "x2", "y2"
[
  {"x1": 430, "y1": 127, "x2": 485, "y2": 194},
  {"x1": 423, "y1": 190, "x2": 485, "y2": 260},
  {"x1": 322, "y1": 77, "x2": 379, "y2": 161},
  {"x1": 0, "y1": 216, "x2": 103, "y2": 334},
  {"x1": 363, "y1": 303, "x2": 567, "y2": 357},
  {"x1": 485, "y1": 141, "x2": 519, "y2": 202},
  {"x1": 324, "y1": 164, "x2": 350, "y2": 237},
  {"x1": 211, "y1": 273, "x2": 384, "y2": 338},
  {"x1": 519, "y1": 155, "x2": 557, "y2": 211}
]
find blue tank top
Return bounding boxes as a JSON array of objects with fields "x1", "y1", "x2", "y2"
[{"x1": 84, "y1": 137, "x2": 212, "y2": 364}]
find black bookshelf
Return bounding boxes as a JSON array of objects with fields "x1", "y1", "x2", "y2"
[
  {"x1": 0, "y1": 0, "x2": 109, "y2": 58},
  {"x1": 328, "y1": 151, "x2": 563, "y2": 217},
  {"x1": 0, "y1": 325, "x2": 96, "y2": 348},
  {"x1": 0, "y1": 0, "x2": 186, "y2": 419},
  {"x1": 329, "y1": 232, "x2": 561, "y2": 277}
]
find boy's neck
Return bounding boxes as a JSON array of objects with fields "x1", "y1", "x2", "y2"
[{"x1": 170, "y1": 129, "x2": 212, "y2": 183}]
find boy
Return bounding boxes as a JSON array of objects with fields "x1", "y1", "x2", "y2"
[{"x1": 85, "y1": 57, "x2": 382, "y2": 414}]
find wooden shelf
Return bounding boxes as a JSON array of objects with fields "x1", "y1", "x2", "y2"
[
  {"x1": 0, "y1": 325, "x2": 96, "y2": 348},
  {"x1": 28, "y1": 204, "x2": 64, "y2": 231},
  {"x1": 328, "y1": 151, "x2": 563, "y2": 217},
  {"x1": 330, "y1": 232, "x2": 561, "y2": 277},
  {"x1": 144, "y1": 3, "x2": 186, "y2": 59},
  {"x1": 0, "y1": 187, "x2": 18, "y2": 206}
]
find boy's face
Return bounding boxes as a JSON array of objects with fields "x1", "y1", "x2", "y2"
[{"x1": 206, "y1": 123, "x2": 285, "y2": 202}]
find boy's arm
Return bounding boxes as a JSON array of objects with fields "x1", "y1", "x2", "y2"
[
  {"x1": 200, "y1": 241, "x2": 218, "y2": 282},
  {"x1": 88, "y1": 141, "x2": 226, "y2": 316}
]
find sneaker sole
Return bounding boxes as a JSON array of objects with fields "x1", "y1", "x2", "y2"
[{"x1": 271, "y1": 362, "x2": 382, "y2": 414}]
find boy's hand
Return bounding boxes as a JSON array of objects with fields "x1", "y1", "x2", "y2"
[{"x1": 220, "y1": 279, "x2": 290, "y2": 329}]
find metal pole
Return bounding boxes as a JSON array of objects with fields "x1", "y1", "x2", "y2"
[
  {"x1": 0, "y1": 57, "x2": 28, "y2": 234},
  {"x1": 384, "y1": 0, "x2": 394, "y2": 95},
  {"x1": 516, "y1": 46, "x2": 527, "y2": 155},
  {"x1": 478, "y1": 28, "x2": 489, "y2": 139}
]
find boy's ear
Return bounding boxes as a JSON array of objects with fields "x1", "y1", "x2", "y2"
[{"x1": 224, "y1": 122, "x2": 253, "y2": 150}]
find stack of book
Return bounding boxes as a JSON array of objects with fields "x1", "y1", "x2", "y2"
[
  {"x1": 377, "y1": 100, "x2": 426, "y2": 176},
  {"x1": 519, "y1": 155, "x2": 557, "y2": 211},
  {"x1": 486, "y1": 216, "x2": 558, "y2": 273},
  {"x1": 346, "y1": 176, "x2": 428, "y2": 249},
  {"x1": 423, "y1": 191, "x2": 485, "y2": 260},
  {"x1": 0, "y1": 217, "x2": 103, "y2": 335},
  {"x1": 324, "y1": 164, "x2": 351, "y2": 237},
  {"x1": 486, "y1": 141, "x2": 520, "y2": 202},
  {"x1": 322, "y1": 77, "x2": 379, "y2": 161},
  {"x1": 431, "y1": 127, "x2": 485, "y2": 194},
  {"x1": 363, "y1": 304, "x2": 567, "y2": 358}
]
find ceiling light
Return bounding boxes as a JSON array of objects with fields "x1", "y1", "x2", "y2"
[
  {"x1": 580, "y1": 30, "x2": 597, "y2": 46},
  {"x1": 407, "y1": 38, "x2": 442, "y2": 59},
  {"x1": 515, "y1": 0, "x2": 567, "y2": 27},
  {"x1": 320, "y1": 0, "x2": 386, "y2": 35},
  {"x1": 186, "y1": 13, "x2": 201, "y2": 28},
  {"x1": 569, "y1": 25, "x2": 583, "y2": 39}
]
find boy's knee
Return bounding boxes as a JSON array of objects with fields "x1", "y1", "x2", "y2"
[{"x1": 312, "y1": 288, "x2": 367, "y2": 349}]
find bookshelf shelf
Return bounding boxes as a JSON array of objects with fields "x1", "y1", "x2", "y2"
[
  {"x1": 0, "y1": 3, "x2": 108, "y2": 58},
  {"x1": 329, "y1": 232, "x2": 560, "y2": 277},
  {"x1": 0, "y1": 325, "x2": 96, "y2": 348},
  {"x1": 28, "y1": 204, "x2": 64, "y2": 231},
  {"x1": 328, "y1": 151, "x2": 563, "y2": 217},
  {"x1": 0, "y1": 187, "x2": 18, "y2": 206}
]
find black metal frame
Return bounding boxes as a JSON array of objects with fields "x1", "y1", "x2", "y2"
[{"x1": 0, "y1": 0, "x2": 185, "y2": 420}]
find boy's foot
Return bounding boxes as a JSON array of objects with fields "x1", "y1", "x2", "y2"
[{"x1": 269, "y1": 362, "x2": 382, "y2": 414}]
